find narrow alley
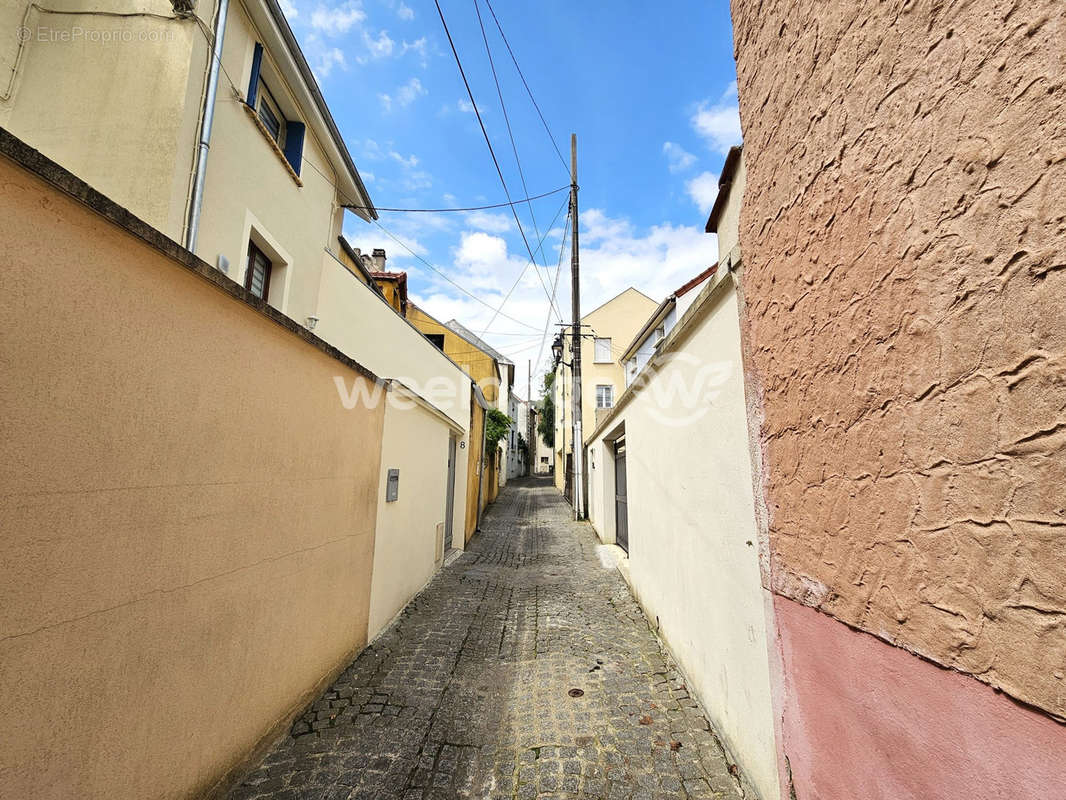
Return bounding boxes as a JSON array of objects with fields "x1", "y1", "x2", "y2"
[{"x1": 227, "y1": 478, "x2": 742, "y2": 800}]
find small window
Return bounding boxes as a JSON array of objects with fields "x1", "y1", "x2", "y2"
[
  {"x1": 426, "y1": 333, "x2": 445, "y2": 351},
  {"x1": 594, "y1": 337, "x2": 612, "y2": 363},
  {"x1": 256, "y1": 80, "x2": 286, "y2": 148},
  {"x1": 245, "y1": 242, "x2": 272, "y2": 301},
  {"x1": 596, "y1": 384, "x2": 614, "y2": 409}
]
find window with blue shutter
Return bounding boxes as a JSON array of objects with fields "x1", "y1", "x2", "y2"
[{"x1": 247, "y1": 42, "x2": 304, "y2": 177}]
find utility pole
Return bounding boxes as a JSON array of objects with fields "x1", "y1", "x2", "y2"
[
  {"x1": 527, "y1": 359, "x2": 533, "y2": 476},
  {"x1": 570, "y1": 133, "x2": 585, "y2": 520}
]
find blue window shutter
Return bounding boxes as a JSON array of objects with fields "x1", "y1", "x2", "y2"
[
  {"x1": 283, "y1": 121, "x2": 305, "y2": 175},
  {"x1": 247, "y1": 42, "x2": 263, "y2": 107}
]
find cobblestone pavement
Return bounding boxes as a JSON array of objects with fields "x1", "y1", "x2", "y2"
[{"x1": 227, "y1": 477, "x2": 744, "y2": 800}]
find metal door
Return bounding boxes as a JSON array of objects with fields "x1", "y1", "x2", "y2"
[
  {"x1": 444, "y1": 436, "x2": 457, "y2": 551},
  {"x1": 614, "y1": 438, "x2": 629, "y2": 553}
]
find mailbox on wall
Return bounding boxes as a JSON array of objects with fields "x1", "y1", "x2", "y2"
[{"x1": 386, "y1": 469, "x2": 400, "y2": 502}]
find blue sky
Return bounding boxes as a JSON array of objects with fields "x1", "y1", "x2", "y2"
[{"x1": 281, "y1": 0, "x2": 741, "y2": 398}]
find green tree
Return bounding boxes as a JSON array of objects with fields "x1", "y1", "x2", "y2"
[
  {"x1": 537, "y1": 371, "x2": 555, "y2": 449},
  {"x1": 485, "y1": 408, "x2": 512, "y2": 455}
]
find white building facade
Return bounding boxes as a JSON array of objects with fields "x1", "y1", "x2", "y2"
[{"x1": 585, "y1": 148, "x2": 781, "y2": 800}]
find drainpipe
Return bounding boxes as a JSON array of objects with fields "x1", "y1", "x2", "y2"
[
  {"x1": 476, "y1": 403, "x2": 487, "y2": 531},
  {"x1": 184, "y1": 0, "x2": 230, "y2": 252}
]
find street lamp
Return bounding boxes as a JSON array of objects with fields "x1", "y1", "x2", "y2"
[{"x1": 551, "y1": 336, "x2": 563, "y2": 365}]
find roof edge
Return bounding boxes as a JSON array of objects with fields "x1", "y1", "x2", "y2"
[{"x1": 705, "y1": 144, "x2": 742, "y2": 233}]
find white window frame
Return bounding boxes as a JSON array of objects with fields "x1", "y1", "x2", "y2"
[
  {"x1": 596, "y1": 384, "x2": 614, "y2": 409},
  {"x1": 594, "y1": 337, "x2": 612, "y2": 363}
]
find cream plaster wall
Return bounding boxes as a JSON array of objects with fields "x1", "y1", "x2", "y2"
[
  {"x1": 368, "y1": 400, "x2": 451, "y2": 640},
  {"x1": 0, "y1": 149, "x2": 384, "y2": 799},
  {"x1": 194, "y1": 0, "x2": 342, "y2": 325},
  {"x1": 0, "y1": 0, "x2": 205, "y2": 237},
  {"x1": 714, "y1": 155, "x2": 746, "y2": 259},
  {"x1": 314, "y1": 253, "x2": 472, "y2": 544},
  {"x1": 580, "y1": 288, "x2": 659, "y2": 441},
  {"x1": 588, "y1": 276, "x2": 781, "y2": 800}
]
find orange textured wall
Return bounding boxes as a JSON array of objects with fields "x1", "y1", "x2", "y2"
[
  {"x1": 731, "y1": 0, "x2": 1066, "y2": 719},
  {"x1": 0, "y1": 144, "x2": 385, "y2": 798}
]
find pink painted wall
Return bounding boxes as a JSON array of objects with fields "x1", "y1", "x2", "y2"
[{"x1": 775, "y1": 597, "x2": 1066, "y2": 800}]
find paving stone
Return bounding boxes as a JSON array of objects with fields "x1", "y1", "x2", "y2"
[{"x1": 225, "y1": 478, "x2": 741, "y2": 800}]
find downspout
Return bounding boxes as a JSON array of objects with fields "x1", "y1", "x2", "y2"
[
  {"x1": 184, "y1": 0, "x2": 229, "y2": 252},
  {"x1": 476, "y1": 401, "x2": 487, "y2": 531}
]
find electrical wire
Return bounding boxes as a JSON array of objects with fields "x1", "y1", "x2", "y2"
[
  {"x1": 191, "y1": 20, "x2": 558, "y2": 334},
  {"x1": 346, "y1": 185, "x2": 568, "y2": 213},
  {"x1": 472, "y1": 0, "x2": 561, "y2": 323},
  {"x1": 483, "y1": 0, "x2": 569, "y2": 174},
  {"x1": 531, "y1": 208, "x2": 571, "y2": 381},
  {"x1": 371, "y1": 220, "x2": 542, "y2": 333},
  {"x1": 433, "y1": 0, "x2": 556, "y2": 322},
  {"x1": 478, "y1": 195, "x2": 568, "y2": 336}
]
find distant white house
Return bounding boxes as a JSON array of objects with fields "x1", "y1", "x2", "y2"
[{"x1": 620, "y1": 264, "x2": 717, "y2": 388}]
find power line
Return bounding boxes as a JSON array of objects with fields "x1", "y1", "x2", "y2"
[
  {"x1": 472, "y1": 0, "x2": 561, "y2": 323},
  {"x1": 433, "y1": 0, "x2": 555, "y2": 320},
  {"x1": 346, "y1": 184, "x2": 568, "y2": 213},
  {"x1": 478, "y1": 195, "x2": 568, "y2": 336},
  {"x1": 532, "y1": 207, "x2": 571, "y2": 380},
  {"x1": 483, "y1": 0, "x2": 569, "y2": 174},
  {"x1": 372, "y1": 220, "x2": 542, "y2": 333}
]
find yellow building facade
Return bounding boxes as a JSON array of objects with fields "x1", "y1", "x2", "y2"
[{"x1": 553, "y1": 287, "x2": 659, "y2": 494}]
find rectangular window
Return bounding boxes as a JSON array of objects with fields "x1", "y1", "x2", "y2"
[
  {"x1": 256, "y1": 81, "x2": 286, "y2": 148},
  {"x1": 246, "y1": 43, "x2": 305, "y2": 176},
  {"x1": 594, "y1": 337, "x2": 612, "y2": 363},
  {"x1": 596, "y1": 384, "x2": 614, "y2": 409},
  {"x1": 245, "y1": 242, "x2": 272, "y2": 301}
]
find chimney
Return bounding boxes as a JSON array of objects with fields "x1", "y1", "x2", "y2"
[{"x1": 372, "y1": 248, "x2": 387, "y2": 271}]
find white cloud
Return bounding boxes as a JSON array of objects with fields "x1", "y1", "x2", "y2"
[
  {"x1": 685, "y1": 171, "x2": 720, "y2": 213},
  {"x1": 458, "y1": 231, "x2": 509, "y2": 268},
  {"x1": 402, "y1": 170, "x2": 433, "y2": 191},
  {"x1": 362, "y1": 139, "x2": 384, "y2": 159},
  {"x1": 380, "y1": 77, "x2": 426, "y2": 111},
  {"x1": 662, "y1": 141, "x2": 696, "y2": 173},
  {"x1": 397, "y1": 77, "x2": 426, "y2": 106},
  {"x1": 397, "y1": 2, "x2": 414, "y2": 20},
  {"x1": 279, "y1": 0, "x2": 298, "y2": 18},
  {"x1": 310, "y1": 1, "x2": 365, "y2": 34},
  {"x1": 577, "y1": 208, "x2": 717, "y2": 310},
  {"x1": 691, "y1": 83, "x2": 742, "y2": 154},
  {"x1": 465, "y1": 211, "x2": 511, "y2": 233},
  {"x1": 402, "y1": 37, "x2": 428, "y2": 64},
  {"x1": 389, "y1": 150, "x2": 419, "y2": 168},
  {"x1": 361, "y1": 29, "x2": 395, "y2": 59}
]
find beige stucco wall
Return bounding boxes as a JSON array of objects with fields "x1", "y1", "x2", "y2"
[
  {"x1": 714, "y1": 155, "x2": 745, "y2": 259},
  {"x1": 195, "y1": 0, "x2": 343, "y2": 325},
  {"x1": 314, "y1": 255, "x2": 472, "y2": 546},
  {"x1": 580, "y1": 288, "x2": 659, "y2": 441},
  {"x1": 0, "y1": 149, "x2": 384, "y2": 799},
  {"x1": 0, "y1": 0, "x2": 205, "y2": 237},
  {"x1": 368, "y1": 399, "x2": 452, "y2": 639},
  {"x1": 588, "y1": 275, "x2": 781, "y2": 800},
  {"x1": 1, "y1": 0, "x2": 358, "y2": 326},
  {"x1": 553, "y1": 288, "x2": 658, "y2": 493}
]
